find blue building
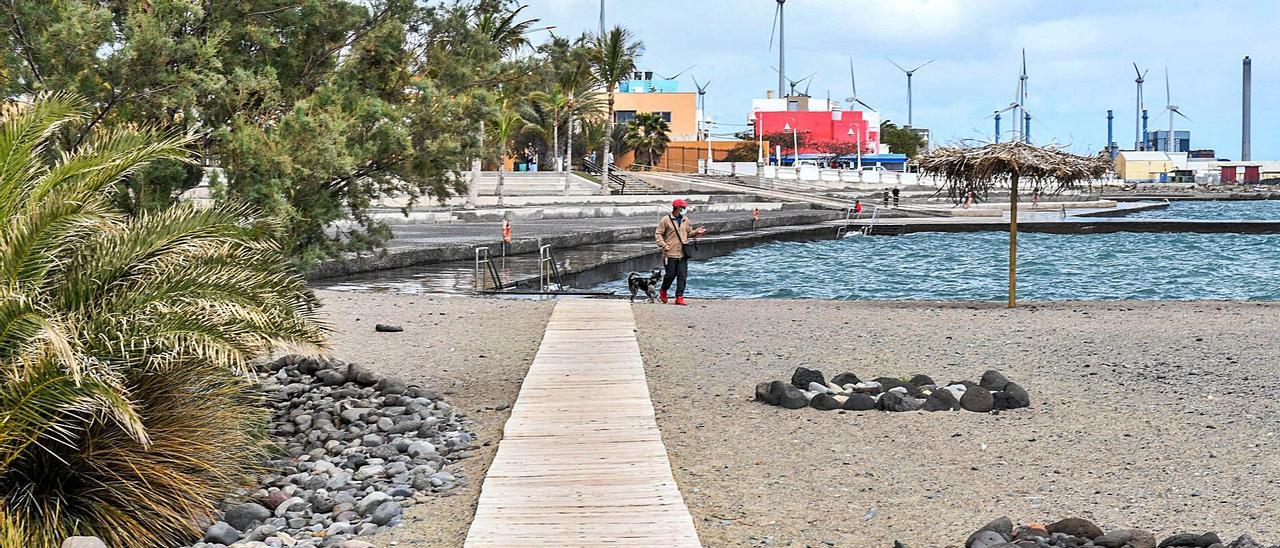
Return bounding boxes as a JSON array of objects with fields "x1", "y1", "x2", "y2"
[{"x1": 1146, "y1": 130, "x2": 1191, "y2": 153}]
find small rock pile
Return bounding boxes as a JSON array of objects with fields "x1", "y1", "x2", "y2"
[
  {"x1": 184, "y1": 355, "x2": 475, "y2": 548},
  {"x1": 755, "y1": 367, "x2": 1030, "y2": 413},
  {"x1": 964, "y1": 516, "x2": 1277, "y2": 548}
]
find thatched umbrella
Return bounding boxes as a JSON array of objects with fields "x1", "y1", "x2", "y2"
[{"x1": 916, "y1": 142, "x2": 1110, "y2": 307}]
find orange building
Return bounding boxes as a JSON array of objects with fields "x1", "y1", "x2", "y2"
[{"x1": 611, "y1": 91, "x2": 699, "y2": 142}]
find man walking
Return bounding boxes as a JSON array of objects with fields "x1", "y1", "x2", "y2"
[{"x1": 655, "y1": 199, "x2": 706, "y2": 305}]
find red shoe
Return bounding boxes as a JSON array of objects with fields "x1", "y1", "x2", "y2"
[
  {"x1": 674, "y1": 297, "x2": 687, "y2": 306},
  {"x1": 659, "y1": 289, "x2": 668, "y2": 304}
]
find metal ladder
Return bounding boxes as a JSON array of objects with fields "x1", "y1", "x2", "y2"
[
  {"x1": 860, "y1": 206, "x2": 881, "y2": 236},
  {"x1": 538, "y1": 244, "x2": 565, "y2": 292},
  {"x1": 473, "y1": 246, "x2": 504, "y2": 292},
  {"x1": 835, "y1": 206, "x2": 861, "y2": 238}
]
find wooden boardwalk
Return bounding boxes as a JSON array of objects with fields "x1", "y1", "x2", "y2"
[{"x1": 464, "y1": 299, "x2": 700, "y2": 547}]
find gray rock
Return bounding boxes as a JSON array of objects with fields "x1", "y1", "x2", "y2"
[
  {"x1": 376, "y1": 417, "x2": 395, "y2": 431},
  {"x1": 348, "y1": 363, "x2": 382, "y2": 386},
  {"x1": 339, "y1": 407, "x2": 372, "y2": 423},
  {"x1": 922, "y1": 389, "x2": 960, "y2": 412},
  {"x1": 971, "y1": 516, "x2": 1014, "y2": 543},
  {"x1": 315, "y1": 369, "x2": 347, "y2": 386},
  {"x1": 979, "y1": 369, "x2": 1011, "y2": 391},
  {"x1": 1004, "y1": 382, "x2": 1031, "y2": 409},
  {"x1": 808, "y1": 393, "x2": 842, "y2": 411},
  {"x1": 223, "y1": 502, "x2": 272, "y2": 531},
  {"x1": 790, "y1": 367, "x2": 825, "y2": 390},
  {"x1": 769, "y1": 381, "x2": 808, "y2": 409},
  {"x1": 1047, "y1": 517, "x2": 1103, "y2": 540},
  {"x1": 379, "y1": 376, "x2": 408, "y2": 395},
  {"x1": 370, "y1": 501, "x2": 403, "y2": 525},
  {"x1": 356, "y1": 492, "x2": 392, "y2": 515},
  {"x1": 829, "y1": 372, "x2": 861, "y2": 386},
  {"x1": 841, "y1": 393, "x2": 877, "y2": 411},
  {"x1": 960, "y1": 388, "x2": 995, "y2": 413},
  {"x1": 375, "y1": 323, "x2": 403, "y2": 332},
  {"x1": 1227, "y1": 535, "x2": 1264, "y2": 548},
  {"x1": 60, "y1": 537, "x2": 109, "y2": 548},
  {"x1": 876, "y1": 390, "x2": 924, "y2": 412},
  {"x1": 204, "y1": 522, "x2": 241, "y2": 545},
  {"x1": 967, "y1": 530, "x2": 1008, "y2": 548},
  {"x1": 353, "y1": 464, "x2": 385, "y2": 481},
  {"x1": 273, "y1": 496, "x2": 305, "y2": 517},
  {"x1": 341, "y1": 541, "x2": 377, "y2": 548},
  {"x1": 908, "y1": 374, "x2": 935, "y2": 387},
  {"x1": 1159, "y1": 532, "x2": 1222, "y2": 548}
]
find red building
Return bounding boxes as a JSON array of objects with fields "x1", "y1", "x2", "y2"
[{"x1": 751, "y1": 96, "x2": 880, "y2": 154}]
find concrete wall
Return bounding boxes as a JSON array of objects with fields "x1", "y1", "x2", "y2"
[{"x1": 609, "y1": 92, "x2": 699, "y2": 140}]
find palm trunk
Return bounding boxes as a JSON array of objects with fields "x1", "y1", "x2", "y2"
[
  {"x1": 496, "y1": 144, "x2": 505, "y2": 207},
  {"x1": 600, "y1": 91, "x2": 614, "y2": 195},
  {"x1": 552, "y1": 111, "x2": 560, "y2": 171},
  {"x1": 563, "y1": 114, "x2": 574, "y2": 196},
  {"x1": 1008, "y1": 174, "x2": 1019, "y2": 308}
]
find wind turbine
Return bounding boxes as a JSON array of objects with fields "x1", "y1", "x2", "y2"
[
  {"x1": 845, "y1": 57, "x2": 876, "y2": 111},
  {"x1": 1160, "y1": 67, "x2": 1191, "y2": 153},
  {"x1": 768, "y1": 0, "x2": 787, "y2": 98},
  {"x1": 693, "y1": 76, "x2": 711, "y2": 140},
  {"x1": 656, "y1": 64, "x2": 696, "y2": 81},
  {"x1": 989, "y1": 51, "x2": 1036, "y2": 144},
  {"x1": 771, "y1": 67, "x2": 816, "y2": 97},
  {"x1": 1133, "y1": 63, "x2": 1148, "y2": 150},
  {"x1": 886, "y1": 57, "x2": 934, "y2": 127}
]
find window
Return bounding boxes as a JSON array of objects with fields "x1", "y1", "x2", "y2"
[
  {"x1": 615, "y1": 111, "x2": 636, "y2": 124},
  {"x1": 657, "y1": 111, "x2": 672, "y2": 122}
]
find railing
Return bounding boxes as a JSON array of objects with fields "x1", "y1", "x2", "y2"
[
  {"x1": 538, "y1": 244, "x2": 564, "y2": 292},
  {"x1": 473, "y1": 246, "x2": 504, "y2": 292},
  {"x1": 860, "y1": 206, "x2": 881, "y2": 236}
]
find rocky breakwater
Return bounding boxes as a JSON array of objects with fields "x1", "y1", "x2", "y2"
[
  {"x1": 755, "y1": 367, "x2": 1030, "y2": 413},
  {"x1": 185, "y1": 356, "x2": 475, "y2": 548},
  {"x1": 964, "y1": 516, "x2": 1277, "y2": 548}
]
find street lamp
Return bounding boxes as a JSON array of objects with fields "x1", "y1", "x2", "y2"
[
  {"x1": 522, "y1": 25, "x2": 557, "y2": 35},
  {"x1": 783, "y1": 122, "x2": 798, "y2": 166},
  {"x1": 847, "y1": 125, "x2": 862, "y2": 171}
]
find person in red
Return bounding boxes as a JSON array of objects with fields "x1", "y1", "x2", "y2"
[
  {"x1": 655, "y1": 199, "x2": 706, "y2": 305},
  {"x1": 853, "y1": 200, "x2": 863, "y2": 215}
]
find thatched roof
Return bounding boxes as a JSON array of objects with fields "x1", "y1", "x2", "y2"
[{"x1": 916, "y1": 142, "x2": 1111, "y2": 202}]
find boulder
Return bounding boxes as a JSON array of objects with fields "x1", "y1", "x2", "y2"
[
  {"x1": 841, "y1": 393, "x2": 877, "y2": 411},
  {"x1": 979, "y1": 369, "x2": 1011, "y2": 391},
  {"x1": 830, "y1": 372, "x2": 861, "y2": 386},
  {"x1": 379, "y1": 375, "x2": 408, "y2": 395},
  {"x1": 908, "y1": 374, "x2": 935, "y2": 387},
  {"x1": 348, "y1": 363, "x2": 382, "y2": 386},
  {"x1": 315, "y1": 368, "x2": 347, "y2": 386},
  {"x1": 771, "y1": 381, "x2": 809, "y2": 409},
  {"x1": 223, "y1": 502, "x2": 271, "y2": 532},
  {"x1": 875, "y1": 377, "x2": 923, "y2": 397},
  {"x1": 370, "y1": 501, "x2": 403, "y2": 525},
  {"x1": 960, "y1": 388, "x2": 995, "y2": 413},
  {"x1": 375, "y1": 323, "x2": 403, "y2": 332},
  {"x1": 1047, "y1": 518, "x2": 1103, "y2": 540},
  {"x1": 876, "y1": 390, "x2": 924, "y2": 412},
  {"x1": 922, "y1": 389, "x2": 961, "y2": 412},
  {"x1": 807, "y1": 381, "x2": 834, "y2": 394},
  {"x1": 1227, "y1": 534, "x2": 1264, "y2": 548},
  {"x1": 972, "y1": 516, "x2": 1014, "y2": 542},
  {"x1": 967, "y1": 530, "x2": 1008, "y2": 548},
  {"x1": 790, "y1": 367, "x2": 825, "y2": 390},
  {"x1": 809, "y1": 393, "x2": 842, "y2": 411},
  {"x1": 755, "y1": 382, "x2": 778, "y2": 405},
  {"x1": 204, "y1": 522, "x2": 242, "y2": 545},
  {"x1": 991, "y1": 391, "x2": 1015, "y2": 411},
  {"x1": 1014, "y1": 524, "x2": 1049, "y2": 541},
  {"x1": 356, "y1": 492, "x2": 392, "y2": 515},
  {"x1": 1158, "y1": 533, "x2": 1222, "y2": 548},
  {"x1": 1004, "y1": 382, "x2": 1031, "y2": 409},
  {"x1": 1095, "y1": 529, "x2": 1157, "y2": 548}
]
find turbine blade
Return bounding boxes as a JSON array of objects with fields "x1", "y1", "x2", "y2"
[
  {"x1": 768, "y1": 4, "x2": 779, "y2": 51},
  {"x1": 692, "y1": 75, "x2": 701, "y2": 88},
  {"x1": 1165, "y1": 66, "x2": 1171, "y2": 105},
  {"x1": 1173, "y1": 109, "x2": 1192, "y2": 122},
  {"x1": 886, "y1": 57, "x2": 908, "y2": 73},
  {"x1": 849, "y1": 57, "x2": 857, "y2": 96},
  {"x1": 668, "y1": 64, "x2": 696, "y2": 80},
  {"x1": 1133, "y1": 62, "x2": 1141, "y2": 78},
  {"x1": 912, "y1": 59, "x2": 935, "y2": 72},
  {"x1": 856, "y1": 99, "x2": 876, "y2": 112}
]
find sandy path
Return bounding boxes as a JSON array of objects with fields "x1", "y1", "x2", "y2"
[
  {"x1": 633, "y1": 300, "x2": 1280, "y2": 547},
  {"x1": 313, "y1": 290, "x2": 553, "y2": 547}
]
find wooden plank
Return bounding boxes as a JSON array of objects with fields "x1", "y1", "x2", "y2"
[{"x1": 464, "y1": 299, "x2": 700, "y2": 547}]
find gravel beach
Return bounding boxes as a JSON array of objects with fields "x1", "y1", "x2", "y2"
[
  {"x1": 633, "y1": 300, "x2": 1280, "y2": 547},
  {"x1": 313, "y1": 290, "x2": 553, "y2": 547}
]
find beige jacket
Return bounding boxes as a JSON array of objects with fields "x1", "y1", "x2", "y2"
[{"x1": 656, "y1": 214, "x2": 696, "y2": 259}]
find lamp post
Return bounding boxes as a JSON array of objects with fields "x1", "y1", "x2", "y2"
[
  {"x1": 847, "y1": 125, "x2": 862, "y2": 171},
  {"x1": 755, "y1": 113, "x2": 764, "y2": 166},
  {"x1": 784, "y1": 122, "x2": 797, "y2": 166}
]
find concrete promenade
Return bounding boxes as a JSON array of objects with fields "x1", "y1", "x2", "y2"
[{"x1": 464, "y1": 299, "x2": 699, "y2": 547}]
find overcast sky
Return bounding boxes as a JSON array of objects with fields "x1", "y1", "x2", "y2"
[{"x1": 525, "y1": 0, "x2": 1277, "y2": 159}]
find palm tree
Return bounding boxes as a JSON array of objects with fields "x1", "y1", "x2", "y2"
[
  {"x1": 529, "y1": 88, "x2": 569, "y2": 170},
  {"x1": 491, "y1": 98, "x2": 526, "y2": 207},
  {"x1": 590, "y1": 25, "x2": 643, "y2": 194},
  {"x1": 623, "y1": 112, "x2": 671, "y2": 169},
  {"x1": 474, "y1": 3, "x2": 537, "y2": 55},
  {"x1": 0, "y1": 94, "x2": 326, "y2": 547},
  {"x1": 561, "y1": 55, "x2": 603, "y2": 175}
]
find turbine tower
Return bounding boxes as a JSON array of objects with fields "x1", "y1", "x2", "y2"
[
  {"x1": 693, "y1": 76, "x2": 711, "y2": 140},
  {"x1": 1133, "y1": 63, "x2": 1148, "y2": 150},
  {"x1": 1160, "y1": 67, "x2": 1191, "y2": 153},
  {"x1": 769, "y1": 1, "x2": 787, "y2": 97},
  {"x1": 845, "y1": 57, "x2": 876, "y2": 111},
  {"x1": 887, "y1": 57, "x2": 933, "y2": 127}
]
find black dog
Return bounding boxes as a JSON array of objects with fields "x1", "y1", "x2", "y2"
[{"x1": 627, "y1": 268, "x2": 663, "y2": 303}]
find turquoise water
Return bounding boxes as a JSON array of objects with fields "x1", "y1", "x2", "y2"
[
  {"x1": 1124, "y1": 199, "x2": 1280, "y2": 220},
  {"x1": 596, "y1": 231, "x2": 1280, "y2": 301}
]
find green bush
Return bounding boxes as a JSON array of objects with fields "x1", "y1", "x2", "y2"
[{"x1": 0, "y1": 94, "x2": 327, "y2": 547}]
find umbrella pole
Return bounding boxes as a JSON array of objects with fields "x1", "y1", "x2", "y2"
[{"x1": 1008, "y1": 174, "x2": 1018, "y2": 308}]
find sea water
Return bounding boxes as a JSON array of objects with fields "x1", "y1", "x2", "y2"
[{"x1": 597, "y1": 227, "x2": 1280, "y2": 301}]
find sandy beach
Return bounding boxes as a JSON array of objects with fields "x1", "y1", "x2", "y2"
[{"x1": 315, "y1": 292, "x2": 1280, "y2": 547}]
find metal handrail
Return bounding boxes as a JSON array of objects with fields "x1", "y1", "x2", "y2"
[
  {"x1": 474, "y1": 246, "x2": 504, "y2": 292},
  {"x1": 861, "y1": 206, "x2": 881, "y2": 236}
]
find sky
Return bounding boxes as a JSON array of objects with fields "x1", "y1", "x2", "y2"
[{"x1": 523, "y1": 0, "x2": 1280, "y2": 159}]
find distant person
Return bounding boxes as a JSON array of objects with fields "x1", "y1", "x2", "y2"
[
  {"x1": 854, "y1": 200, "x2": 863, "y2": 215},
  {"x1": 883, "y1": 189, "x2": 890, "y2": 206},
  {"x1": 655, "y1": 199, "x2": 706, "y2": 305},
  {"x1": 892, "y1": 187, "x2": 901, "y2": 207},
  {"x1": 1032, "y1": 189, "x2": 1040, "y2": 207},
  {"x1": 606, "y1": 151, "x2": 615, "y2": 166}
]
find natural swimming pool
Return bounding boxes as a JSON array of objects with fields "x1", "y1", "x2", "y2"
[{"x1": 596, "y1": 202, "x2": 1280, "y2": 301}]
